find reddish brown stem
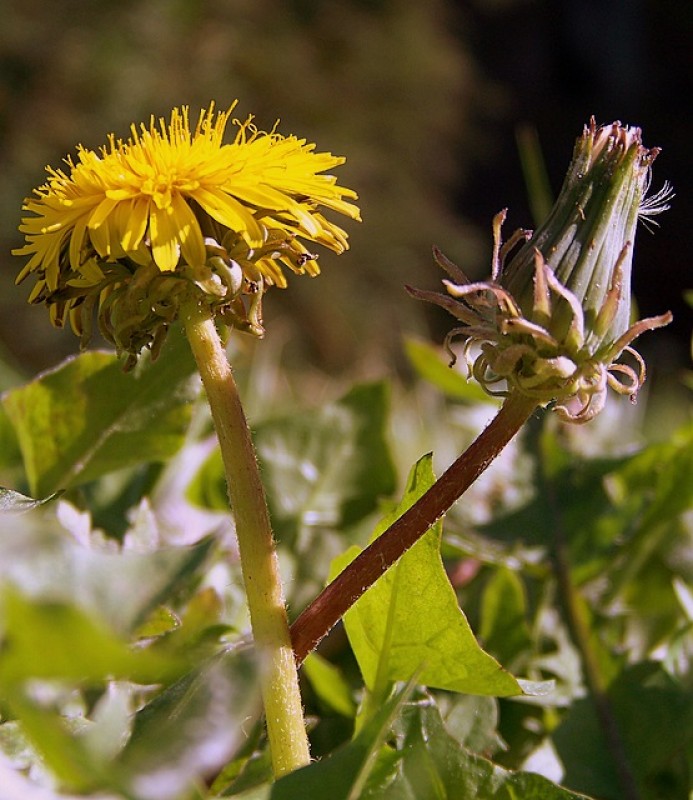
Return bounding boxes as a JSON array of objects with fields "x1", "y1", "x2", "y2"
[{"x1": 290, "y1": 392, "x2": 537, "y2": 664}]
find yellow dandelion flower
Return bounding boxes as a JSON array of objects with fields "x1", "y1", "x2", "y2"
[{"x1": 14, "y1": 102, "x2": 360, "y2": 362}]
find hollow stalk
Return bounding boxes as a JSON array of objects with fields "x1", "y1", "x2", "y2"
[{"x1": 181, "y1": 295, "x2": 310, "y2": 777}]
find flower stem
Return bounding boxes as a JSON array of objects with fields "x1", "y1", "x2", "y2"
[
  {"x1": 291, "y1": 391, "x2": 537, "y2": 664},
  {"x1": 181, "y1": 296, "x2": 310, "y2": 777}
]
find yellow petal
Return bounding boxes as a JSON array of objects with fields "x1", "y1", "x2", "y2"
[
  {"x1": 193, "y1": 187, "x2": 263, "y2": 245},
  {"x1": 149, "y1": 205, "x2": 181, "y2": 271},
  {"x1": 171, "y1": 194, "x2": 206, "y2": 268},
  {"x1": 119, "y1": 198, "x2": 150, "y2": 253}
]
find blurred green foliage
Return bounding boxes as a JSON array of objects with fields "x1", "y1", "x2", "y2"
[{"x1": 0, "y1": 332, "x2": 690, "y2": 798}]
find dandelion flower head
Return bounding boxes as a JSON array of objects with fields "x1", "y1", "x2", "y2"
[{"x1": 14, "y1": 102, "x2": 360, "y2": 363}]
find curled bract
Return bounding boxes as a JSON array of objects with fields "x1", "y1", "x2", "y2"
[{"x1": 409, "y1": 120, "x2": 673, "y2": 423}]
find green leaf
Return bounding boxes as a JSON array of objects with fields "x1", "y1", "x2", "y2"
[
  {"x1": 0, "y1": 589, "x2": 183, "y2": 686},
  {"x1": 3, "y1": 649, "x2": 261, "y2": 799},
  {"x1": 1, "y1": 328, "x2": 197, "y2": 497},
  {"x1": 479, "y1": 423, "x2": 693, "y2": 586},
  {"x1": 438, "y1": 694, "x2": 506, "y2": 757},
  {"x1": 303, "y1": 653, "x2": 357, "y2": 718},
  {"x1": 118, "y1": 647, "x2": 262, "y2": 800},
  {"x1": 80, "y1": 682, "x2": 134, "y2": 763},
  {"x1": 232, "y1": 681, "x2": 416, "y2": 800},
  {"x1": 333, "y1": 454, "x2": 523, "y2": 697},
  {"x1": 479, "y1": 462, "x2": 623, "y2": 585},
  {"x1": 552, "y1": 661, "x2": 693, "y2": 800},
  {"x1": 0, "y1": 686, "x2": 133, "y2": 793},
  {"x1": 134, "y1": 605, "x2": 181, "y2": 639},
  {"x1": 605, "y1": 421, "x2": 693, "y2": 592},
  {"x1": 256, "y1": 381, "x2": 397, "y2": 533},
  {"x1": 0, "y1": 523, "x2": 214, "y2": 635},
  {"x1": 516, "y1": 122, "x2": 554, "y2": 226},
  {"x1": 4, "y1": 694, "x2": 107, "y2": 792},
  {"x1": 189, "y1": 382, "x2": 396, "y2": 534},
  {"x1": 363, "y1": 698, "x2": 592, "y2": 799},
  {"x1": 186, "y1": 446, "x2": 229, "y2": 512},
  {"x1": 480, "y1": 566, "x2": 533, "y2": 668},
  {"x1": 606, "y1": 421, "x2": 693, "y2": 535},
  {"x1": 404, "y1": 337, "x2": 494, "y2": 404},
  {"x1": 0, "y1": 406, "x2": 22, "y2": 472}
]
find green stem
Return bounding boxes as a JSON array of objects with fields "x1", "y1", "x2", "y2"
[
  {"x1": 181, "y1": 296, "x2": 310, "y2": 777},
  {"x1": 291, "y1": 391, "x2": 537, "y2": 664},
  {"x1": 538, "y1": 436, "x2": 641, "y2": 800}
]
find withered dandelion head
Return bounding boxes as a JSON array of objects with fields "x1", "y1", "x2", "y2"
[
  {"x1": 14, "y1": 102, "x2": 360, "y2": 366},
  {"x1": 409, "y1": 119, "x2": 673, "y2": 423}
]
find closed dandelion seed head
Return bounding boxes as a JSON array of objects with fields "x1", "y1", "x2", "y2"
[
  {"x1": 13, "y1": 102, "x2": 360, "y2": 366},
  {"x1": 409, "y1": 119, "x2": 673, "y2": 423}
]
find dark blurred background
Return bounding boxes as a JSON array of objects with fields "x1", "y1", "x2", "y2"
[{"x1": 1, "y1": 0, "x2": 690, "y2": 394}]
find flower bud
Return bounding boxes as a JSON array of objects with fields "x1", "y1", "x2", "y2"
[{"x1": 409, "y1": 119, "x2": 673, "y2": 423}]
